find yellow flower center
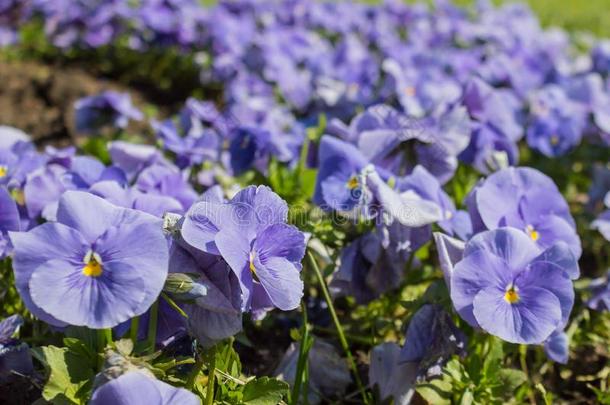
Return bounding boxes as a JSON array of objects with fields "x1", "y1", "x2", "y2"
[
  {"x1": 249, "y1": 252, "x2": 257, "y2": 274},
  {"x1": 525, "y1": 224, "x2": 539, "y2": 241},
  {"x1": 10, "y1": 189, "x2": 25, "y2": 206},
  {"x1": 550, "y1": 135, "x2": 559, "y2": 145},
  {"x1": 504, "y1": 286, "x2": 520, "y2": 304},
  {"x1": 0, "y1": 165, "x2": 7, "y2": 178},
  {"x1": 82, "y1": 252, "x2": 103, "y2": 277},
  {"x1": 404, "y1": 86, "x2": 416, "y2": 97},
  {"x1": 346, "y1": 176, "x2": 359, "y2": 190}
]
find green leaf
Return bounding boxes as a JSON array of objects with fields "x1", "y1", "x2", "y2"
[
  {"x1": 241, "y1": 377, "x2": 289, "y2": 405},
  {"x1": 496, "y1": 369, "x2": 527, "y2": 396},
  {"x1": 33, "y1": 345, "x2": 95, "y2": 405},
  {"x1": 416, "y1": 378, "x2": 453, "y2": 405}
]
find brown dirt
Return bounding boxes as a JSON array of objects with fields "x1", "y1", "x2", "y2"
[{"x1": 0, "y1": 59, "x2": 152, "y2": 146}]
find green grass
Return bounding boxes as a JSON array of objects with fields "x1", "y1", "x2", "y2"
[
  {"x1": 405, "y1": 0, "x2": 610, "y2": 37},
  {"x1": 503, "y1": 0, "x2": 610, "y2": 37}
]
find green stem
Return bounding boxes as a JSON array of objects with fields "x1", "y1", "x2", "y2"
[
  {"x1": 161, "y1": 292, "x2": 189, "y2": 318},
  {"x1": 96, "y1": 329, "x2": 107, "y2": 370},
  {"x1": 147, "y1": 300, "x2": 159, "y2": 354},
  {"x1": 291, "y1": 303, "x2": 311, "y2": 405},
  {"x1": 130, "y1": 316, "x2": 140, "y2": 345},
  {"x1": 204, "y1": 347, "x2": 217, "y2": 405},
  {"x1": 307, "y1": 251, "x2": 369, "y2": 405},
  {"x1": 186, "y1": 353, "x2": 205, "y2": 390}
]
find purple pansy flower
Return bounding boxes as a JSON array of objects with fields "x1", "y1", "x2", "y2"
[
  {"x1": 181, "y1": 185, "x2": 305, "y2": 311},
  {"x1": 399, "y1": 304, "x2": 466, "y2": 379},
  {"x1": 168, "y1": 243, "x2": 243, "y2": 347},
  {"x1": 451, "y1": 228, "x2": 577, "y2": 344},
  {"x1": 0, "y1": 315, "x2": 33, "y2": 377},
  {"x1": 544, "y1": 330, "x2": 569, "y2": 364},
  {"x1": 587, "y1": 271, "x2": 610, "y2": 312},
  {"x1": 526, "y1": 85, "x2": 587, "y2": 157},
  {"x1": 10, "y1": 191, "x2": 169, "y2": 328},
  {"x1": 90, "y1": 371, "x2": 199, "y2": 405},
  {"x1": 75, "y1": 91, "x2": 143, "y2": 134},
  {"x1": 0, "y1": 186, "x2": 20, "y2": 258},
  {"x1": 369, "y1": 342, "x2": 417, "y2": 405},
  {"x1": 466, "y1": 166, "x2": 581, "y2": 258},
  {"x1": 592, "y1": 192, "x2": 610, "y2": 241},
  {"x1": 274, "y1": 338, "x2": 351, "y2": 404},
  {"x1": 331, "y1": 222, "x2": 429, "y2": 303}
]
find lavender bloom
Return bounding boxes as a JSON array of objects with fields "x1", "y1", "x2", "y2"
[
  {"x1": 587, "y1": 271, "x2": 610, "y2": 311},
  {"x1": 90, "y1": 371, "x2": 199, "y2": 405},
  {"x1": 153, "y1": 119, "x2": 220, "y2": 170},
  {"x1": 467, "y1": 166, "x2": 581, "y2": 258},
  {"x1": 10, "y1": 191, "x2": 169, "y2": 328},
  {"x1": 181, "y1": 185, "x2": 305, "y2": 311},
  {"x1": 108, "y1": 141, "x2": 164, "y2": 180},
  {"x1": 369, "y1": 343, "x2": 417, "y2": 405},
  {"x1": 0, "y1": 315, "x2": 33, "y2": 377},
  {"x1": 544, "y1": 330, "x2": 569, "y2": 364},
  {"x1": 0, "y1": 186, "x2": 20, "y2": 259},
  {"x1": 526, "y1": 85, "x2": 587, "y2": 157},
  {"x1": 451, "y1": 228, "x2": 577, "y2": 344},
  {"x1": 275, "y1": 339, "x2": 351, "y2": 404},
  {"x1": 459, "y1": 78, "x2": 523, "y2": 173},
  {"x1": 75, "y1": 91, "x2": 143, "y2": 134},
  {"x1": 168, "y1": 243, "x2": 242, "y2": 347},
  {"x1": 592, "y1": 40, "x2": 610, "y2": 74},
  {"x1": 313, "y1": 136, "x2": 442, "y2": 226},
  {"x1": 134, "y1": 0, "x2": 207, "y2": 49},
  {"x1": 331, "y1": 222, "x2": 429, "y2": 303},
  {"x1": 90, "y1": 181, "x2": 183, "y2": 218},
  {"x1": 399, "y1": 304, "x2": 466, "y2": 379},
  {"x1": 135, "y1": 163, "x2": 197, "y2": 213},
  {"x1": 592, "y1": 192, "x2": 610, "y2": 241}
]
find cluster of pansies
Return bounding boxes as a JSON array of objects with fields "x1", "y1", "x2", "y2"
[{"x1": 0, "y1": 0, "x2": 609, "y2": 404}]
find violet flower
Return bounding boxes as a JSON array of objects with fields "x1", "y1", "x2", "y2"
[
  {"x1": 10, "y1": 191, "x2": 169, "y2": 328},
  {"x1": 75, "y1": 91, "x2": 143, "y2": 134},
  {"x1": 90, "y1": 371, "x2": 199, "y2": 405},
  {"x1": 451, "y1": 228, "x2": 577, "y2": 344}
]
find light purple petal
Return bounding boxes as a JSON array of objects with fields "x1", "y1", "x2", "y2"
[
  {"x1": 10, "y1": 223, "x2": 89, "y2": 326},
  {"x1": 29, "y1": 259, "x2": 147, "y2": 328},
  {"x1": 473, "y1": 285, "x2": 561, "y2": 344},
  {"x1": 254, "y1": 256, "x2": 303, "y2": 311}
]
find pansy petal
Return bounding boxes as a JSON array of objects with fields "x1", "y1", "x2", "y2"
[
  {"x1": 255, "y1": 256, "x2": 303, "y2": 311},
  {"x1": 544, "y1": 330, "x2": 569, "y2": 364},
  {"x1": 56, "y1": 191, "x2": 122, "y2": 243},
  {"x1": 433, "y1": 232, "x2": 465, "y2": 289},
  {"x1": 181, "y1": 201, "x2": 230, "y2": 255},
  {"x1": 516, "y1": 261, "x2": 574, "y2": 328},
  {"x1": 531, "y1": 242, "x2": 579, "y2": 279},
  {"x1": 464, "y1": 227, "x2": 541, "y2": 270},
  {"x1": 215, "y1": 227, "x2": 252, "y2": 310},
  {"x1": 90, "y1": 372, "x2": 163, "y2": 405},
  {"x1": 96, "y1": 221, "x2": 169, "y2": 317},
  {"x1": 473, "y1": 285, "x2": 561, "y2": 344},
  {"x1": 254, "y1": 223, "x2": 305, "y2": 265},
  {"x1": 29, "y1": 259, "x2": 147, "y2": 328},
  {"x1": 451, "y1": 249, "x2": 512, "y2": 327},
  {"x1": 10, "y1": 223, "x2": 89, "y2": 326}
]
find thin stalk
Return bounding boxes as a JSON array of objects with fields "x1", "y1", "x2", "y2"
[
  {"x1": 161, "y1": 292, "x2": 189, "y2": 318},
  {"x1": 307, "y1": 251, "x2": 369, "y2": 405},
  {"x1": 96, "y1": 329, "x2": 107, "y2": 370},
  {"x1": 103, "y1": 328, "x2": 113, "y2": 346},
  {"x1": 186, "y1": 353, "x2": 205, "y2": 390},
  {"x1": 130, "y1": 316, "x2": 140, "y2": 345},
  {"x1": 147, "y1": 300, "x2": 159, "y2": 354},
  {"x1": 205, "y1": 347, "x2": 217, "y2": 405},
  {"x1": 291, "y1": 302, "x2": 312, "y2": 405}
]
